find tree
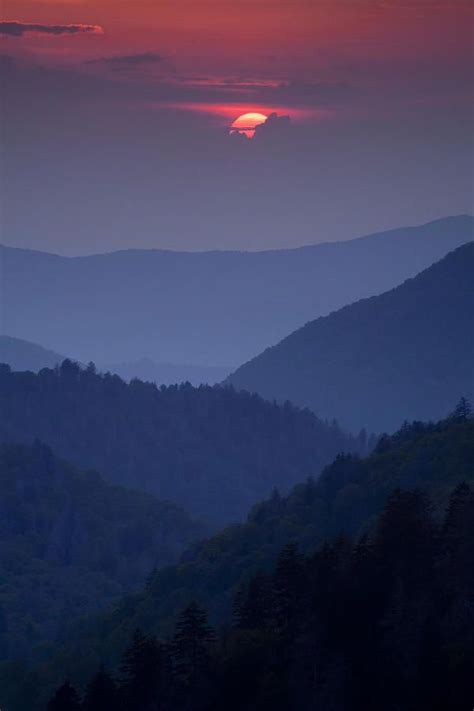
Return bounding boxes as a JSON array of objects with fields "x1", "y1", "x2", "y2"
[
  {"x1": 233, "y1": 572, "x2": 272, "y2": 630},
  {"x1": 171, "y1": 602, "x2": 215, "y2": 688},
  {"x1": 119, "y1": 630, "x2": 164, "y2": 710},
  {"x1": 375, "y1": 489, "x2": 436, "y2": 596},
  {"x1": 0, "y1": 604, "x2": 9, "y2": 661},
  {"x1": 451, "y1": 396, "x2": 472, "y2": 421},
  {"x1": 272, "y1": 543, "x2": 305, "y2": 630},
  {"x1": 83, "y1": 666, "x2": 117, "y2": 711},
  {"x1": 441, "y1": 482, "x2": 474, "y2": 596},
  {"x1": 47, "y1": 681, "x2": 81, "y2": 711}
]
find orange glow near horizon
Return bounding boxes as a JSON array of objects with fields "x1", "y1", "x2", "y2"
[{"x1": 156, "y1": 103, "x2": 326, "y2": 126}]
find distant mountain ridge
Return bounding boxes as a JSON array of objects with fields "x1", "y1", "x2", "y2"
[
  {"x1": 1, "y1": 215, "x2": 472, "y2": 366},
  {"x1": 227, "y1": 242, "x2": 474, "y2": 432},
  {"x1": 0, "y1": 336, "x2": 64, "y2": 372},
  {"x1": 0, "y1": 336, "x2": 230, "y2": 386}
]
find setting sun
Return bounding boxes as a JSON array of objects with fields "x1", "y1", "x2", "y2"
[{"x1": 230, "y1": 112, "x2": 268, "y2": 138}]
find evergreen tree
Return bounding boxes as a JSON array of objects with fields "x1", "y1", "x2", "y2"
[
  {"x1": 0, "y1": 604, "x2": 9, "y2": 661},
  {"x1": 441, "y1": 482, "x2": 474, "y2": 624},
  {"x1": 83, "y1": 666, "x2": 117, "y2": 711},
  {"x1": 233, "y1": 572, "x2": 272, "y2": 630},
  {"x1": 375, "y1": 489, "x2": 436, "y2": 596},
  {"x1": 451, "y1": 396, "x2": 472, "y2": 421},
  {"x1": 272, "y1": 543, "x2": 305, "y2": 630},
  {"x1": 47, "y1": 681, "x2": 81, "y2": 711},
  {"x1": 171, "y1": 602, "x2": 215, "y2": 688},
  {"x1": 119, "y1": 630, "x2": 164, "y2": 710}
]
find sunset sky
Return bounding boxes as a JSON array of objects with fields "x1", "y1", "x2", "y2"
[{"x1": 2, "y1": 0, "x2": 473, "y2": 253}]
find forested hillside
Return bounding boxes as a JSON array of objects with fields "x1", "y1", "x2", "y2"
[
  {"x1": 228, "y1": 242, "x2": 474, "y2": 432},
  {"x1": 0, "y1": 362, "x2": 360, "y2": 523},
  {"x1": 0, "y1": 441, "x2": 206, "y2": 663},
  {"x1": 11, "y1": 408, "x2": 471, "y2": 710},
  {"x1": 47, "y1": 483, "x2": 474, "y2": 711}
]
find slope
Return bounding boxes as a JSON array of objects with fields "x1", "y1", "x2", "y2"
[{"x1": 228, "y1": 242, "x2": 474, "y2": 432}]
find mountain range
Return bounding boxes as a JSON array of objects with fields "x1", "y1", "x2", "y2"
[
  {"x1": 227, "y1": 242, "x2": 474, "y2": 432},
  {"x1": 1, "y1": 216, "x2": 472, "y2": 367}
]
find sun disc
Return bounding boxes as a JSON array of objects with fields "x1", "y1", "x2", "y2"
[{"x1": 230, "y1": 112, "x2": 268, "y2": 138}]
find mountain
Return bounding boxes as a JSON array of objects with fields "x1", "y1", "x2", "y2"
[
  {"x1": 12, "y1": 410, "x2": 474, "y2": 709},
  {"x1": 0, "y1": 362, "x2": 361, "y2": 523},
  {"x1": 0, "y1": 441, "x2": 206, "y2": 661},
  {"x1": 102, "y1": 358, "x2": 231, "y2": 387},
  {"x1": 0, "y1": 336, "x2": 64, "y2": 372},
  {"x1": 1, "y1": 216, "x2": 472, "y2": 366},
  {"x1": 227, "y1": 242, "x2": 474, "y2": 432}
]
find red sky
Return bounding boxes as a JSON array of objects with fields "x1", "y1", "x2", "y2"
[
  {"x1": 3, "y1": 0, "x2": 473, "y2": 121},
  {"x1": 1, "y1": 1, "x2": 473, "y2": 254}
]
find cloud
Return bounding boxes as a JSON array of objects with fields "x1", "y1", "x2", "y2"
[
  {"x1": 0, "y1": 21, "x2": 104, "y2": 37},
  {"x1": 87, "y1": 52, "x2": 165, "y2": 67},
  {"x1": 253, "y1": 112, "x2": 292, "y2": 141}
]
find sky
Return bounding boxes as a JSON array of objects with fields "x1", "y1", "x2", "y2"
[{"x1": 1, "y1": 0, "x2": 473, "y2": 254}]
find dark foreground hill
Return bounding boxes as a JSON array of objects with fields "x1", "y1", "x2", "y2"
[
  {"x1": 0, "y1": 336, "x2": 64, "y2": 373},
  {"x1": 5, "y1": 408, "x2": 474, "y2": 711},
  {"x1": 0, "y1": 363, "x2": 360, "y2": 523},
  {"x1": 0, "y1": 441, "x2": 206, "y2": 661},
  {"x1": 1, "y1": 216, "x2": 472, "y2": 367},
  {"x1": 228, "y1": 242, "x2": 474, "y2": 432},
  {"x1": 48, "y1": 483, "x2": 474, "y2": 711}
]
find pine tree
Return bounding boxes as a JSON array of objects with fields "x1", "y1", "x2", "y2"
[
  {"x1": 47, "y1": 681, "x2": 81, "y2": 711},
  {"x1": 0, "y1": 604, "x2": 9, "y2": 661},
  {"x1": 233, "y1": 572, "x2": 272, "y2": 630},
  {"x1": 119, "y1": 630, "x2": 164, "y2": 710},
  {"x1": 83, "y1": 666, "x2": 117, "y2": 711},
  {"x1": 171, "y1": 602, "x2": 215, "y2": 688},
  {"x1": 442, "y1": 482, "x2": 474, "y2": 596},
  {"x1": 375, "y1": 489, "x2": 436, "y2": 596},
  {"x1": 451, "y1": 396, "x2": 472, "y2": 421},
  {"x1": 272, "y1": 543, "x2": 305, "y2": 630}
]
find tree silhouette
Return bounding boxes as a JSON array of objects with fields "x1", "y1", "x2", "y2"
[
  {"x1": 171, "y1": 602, "x2": 215, "y2": 688},
  {"x1": 272, "y1": 543, "x2": 305, "y2": 630},
  {"x1": 47, "y1": 681, "x2": 81, "y2": 711},
  {"x1": 451, "y1": 396, "x2": 472, "y2": 421},
  {"x1": 119, "y1": 630, "x2": 164, "y2": 710},
  {"x1": 83, "y1": 666, "x2": 116, "y2": 711},
  {"x1": 233, "y1": 571, "x2": 272, "y2": 630}
]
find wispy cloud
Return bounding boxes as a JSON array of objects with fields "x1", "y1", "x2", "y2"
[
  {"x1": 87, "y1": 53, "x2": 165, "y2": 67},
  {"x1": 0, "y1": 21, "x2": 104, "y2": 37}
]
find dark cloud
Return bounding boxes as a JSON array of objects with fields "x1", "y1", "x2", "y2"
[
  {"x1": 0, "y1": 21, "x2": 104, "y2": 37},
  {"x1": 253, "y1": 113, "x2": 292, "y2": 141},
  {"x1": 87, "y1": 53, "x2": 165, "y2": 67}
]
